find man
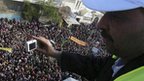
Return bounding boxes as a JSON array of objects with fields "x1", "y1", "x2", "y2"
[{"x1": 32, "y1": 0, "x2": 144, "y2": 81}]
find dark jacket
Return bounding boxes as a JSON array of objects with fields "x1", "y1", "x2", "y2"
[{"x1": 58, "y1": 51, "x2": 144, "y2": 81}]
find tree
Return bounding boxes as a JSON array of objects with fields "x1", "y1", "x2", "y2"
[
  {"x1": 22, "y1": 0, "x2": 40, "y2": 21},
  {"x1": 22, "y1": 0, "x2": 63, "y2": 26},
  {"x1": 37, "y1": 0, "x2": 63, "y2": 27}
]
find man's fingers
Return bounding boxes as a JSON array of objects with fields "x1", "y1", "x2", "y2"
[
  {"x1": 32, "y1": 36, "x2": 52, "y2": 46},
  {"x1": 32, "y1": 36, "x2": 40, "y2": 40},
  {"x1": 36, "y1": 48, "x2": 46, "y2": 53},
  {"x1": 32, "y1": 36, "x2": 45, "y2": 41},
  {"x1": 32, "y1": 36, "x2": 45, "y2": 43}
]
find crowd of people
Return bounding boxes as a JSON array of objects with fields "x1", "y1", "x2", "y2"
[{"x1": 0, "y1": 18, "x2": 108, "y2": 81}]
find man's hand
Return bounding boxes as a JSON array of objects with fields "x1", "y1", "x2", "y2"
[{"x1": 32, "y1": 36, "x2": 62, "y2": 58}]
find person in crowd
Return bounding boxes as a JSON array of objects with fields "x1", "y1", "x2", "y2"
[
  {"x1": 0, "y1": 15, "x2": 102, "y2": 80},
  {"x1": 33, "y1": 0, "x2": 144, "y2": 81}
]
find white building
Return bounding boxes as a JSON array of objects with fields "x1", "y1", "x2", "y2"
[
  {"x1": 61, "y1": 0, "x2": 88, "y2": 13},
  {"x1": 13, "y1": 0, "x2": 62, "y2": 7},
  {"x1": 61, "y1": 0, "x2": 103, "y2": 24},
  {"x1": 13, "y1": 0, "x2": 103, "y2": 25}
]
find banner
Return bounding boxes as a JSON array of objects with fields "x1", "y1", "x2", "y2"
[
  {"x1": 69, "y1": 36, "x2": 88, "y2": 46},
  {"x1": 0, "y1": 47, "x2": 13, "y2": 53}
]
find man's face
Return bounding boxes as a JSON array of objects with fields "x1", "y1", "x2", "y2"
[{"x1": 97, "y1": 8, "x2": 144, "y2": 59}]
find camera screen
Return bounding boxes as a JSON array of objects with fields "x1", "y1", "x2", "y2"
[{"x1": 29, "y1": 42, "x2": 36, "y2": 50}]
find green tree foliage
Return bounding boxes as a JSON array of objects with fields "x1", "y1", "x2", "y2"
[
  {"x1": 22, "y1": 0, "x2": 63, "y2": 26},
  {"x1": 22, "y1": 0, "x2": 40, "y2": 21},
  {"x1": 43, "y1": 6, "x2": 62, "y2": 24},
  {"x1": 38, "y1": 0, "x2": 63, "y2": 27}
]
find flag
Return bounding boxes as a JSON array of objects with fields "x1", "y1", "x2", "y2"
[
  {"x1": 0, "y1": 47, "x2": 13, "y2": 53},
  {"x1": 69, "y1": 36, "x2": 88, "y2": 46}
]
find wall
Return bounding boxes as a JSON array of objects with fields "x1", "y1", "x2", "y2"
[{"x1": 0, "y1": 0, "x2": 23, "y2": 20}]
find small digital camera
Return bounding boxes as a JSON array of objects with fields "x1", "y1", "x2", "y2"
[{"x1": 26, "y1": 40, "x2": 37, "y2": 52}]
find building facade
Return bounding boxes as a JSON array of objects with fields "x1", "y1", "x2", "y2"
[{"x1": 0, "y1": 0, "x2": 23, "y2": 20}]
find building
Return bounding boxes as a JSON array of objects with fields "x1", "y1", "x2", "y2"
[
  {"x1": 13, "y1": 0, "x2": 62, "y2": 6},
  {"x1": 0, "y1": 0, "x2": 23, "y2": 20},
  {"x1": 61, "y1": 0, "x2": 103, "y2": 24},
  {"x1": 0, "y1": 0, "x2": 103, "y2": 25}
]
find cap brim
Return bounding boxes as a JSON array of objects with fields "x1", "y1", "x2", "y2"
[{"x1": 82, "y1": 0, "x2": 140, "y2": 12}]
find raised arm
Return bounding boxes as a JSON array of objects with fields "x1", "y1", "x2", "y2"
[{"x1": 32, "y1": 36, "x2": 114, "y2": 80}]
